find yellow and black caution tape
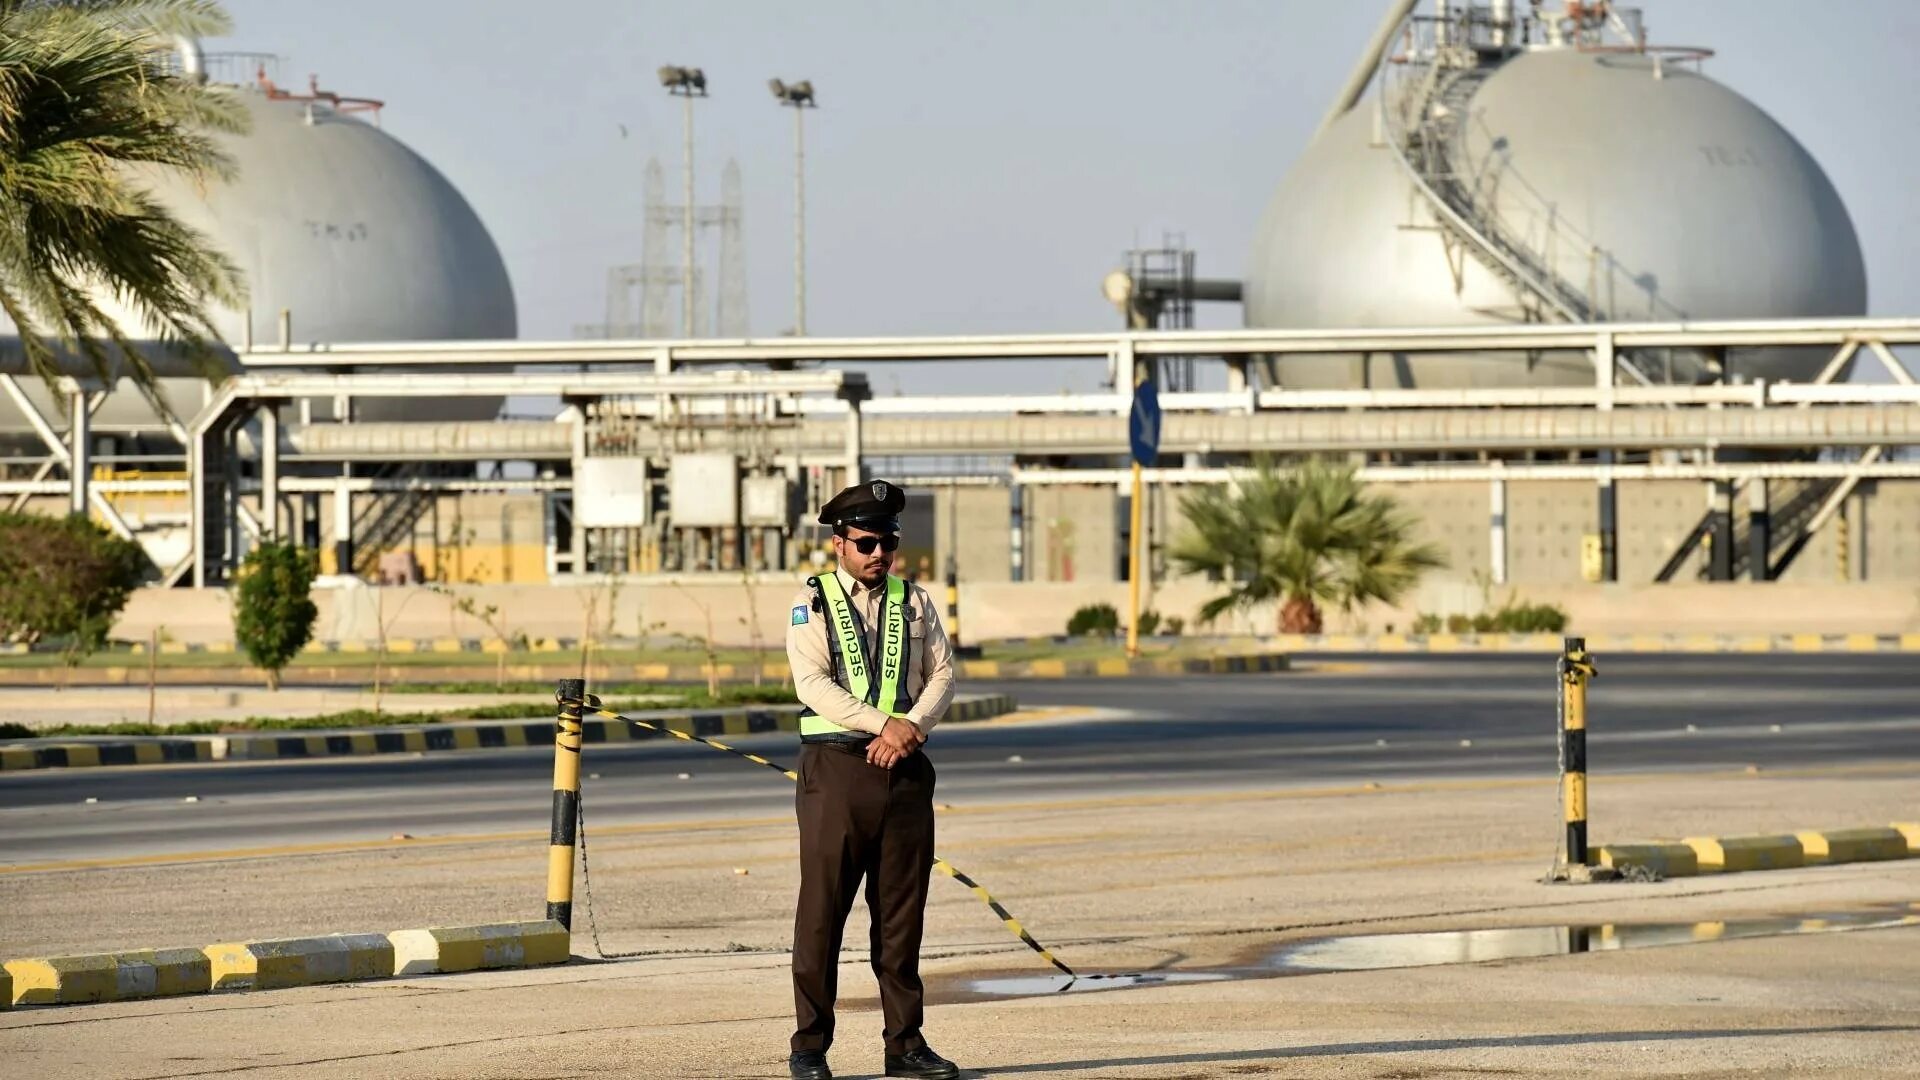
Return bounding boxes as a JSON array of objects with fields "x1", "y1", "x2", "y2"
[{"x1": 566, "y1": 691, "x2": 1076, "y2": 978}]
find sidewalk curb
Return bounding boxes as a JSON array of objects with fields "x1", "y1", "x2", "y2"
[
  {"x1": 0, "y1": 694, "x2": 1019, "y2": 772},
  {"x1": 1594, "y1": 823, "x2": 1917, "y2": 878},
  {"x1": 957, "y1": 652, "x2": 1290, "y2": 679},
  {"x1": 4, "y1": 921, "x2": 567, "y2": 1008},
  {"x1": 206, "y1": 934, "x2": 393, "y2": 992},
  {"x1": 1264, "y1": 632, "x2": 1920, "y2": 654},
  {"x1": 0, "y1": 653, "x2": 1293, "y2": 687}
]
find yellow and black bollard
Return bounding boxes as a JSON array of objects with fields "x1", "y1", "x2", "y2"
[
  {"x1": 548, "y1": 677, "x2": 586, "y2": 928},
  {"x1": 1557, "y1": 637, "x2": 1596, "y2": 871}
]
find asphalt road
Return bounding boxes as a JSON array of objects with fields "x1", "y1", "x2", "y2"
[{"x1": 3, "y1": 654, "x2": 1917, "y2": 865}]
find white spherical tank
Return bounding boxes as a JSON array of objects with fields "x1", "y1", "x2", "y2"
[
  {"x1": 2, "y1": 82, "x2": 515, "y2": 430},
  {"x1": 1245, "y1": 47, "x2": 1867, "y2": 388},
  {"x1": 143, "y1": 87, "x2": 517, "y2": 350}
]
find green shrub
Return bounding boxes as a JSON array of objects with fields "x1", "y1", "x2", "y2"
[
  {"x1": 1434, "y1": 601, "x2": 1570, "y2": 635},
  {"x1": 0, "y1": 721, "x2": 33, "y2": 740},
  {"x1": 1136, "y1": 610, "x2": 1162, "y2": 637},
  {"x1": 1165, "y1": 616, "x2": 1186, "y2": 637},
  {"x1": 0, "y1": 511, "x2": 147, "y2": 663},
  {"x1": 1066, "y1": 603, "x2": 1120, "y2": 638},
  {"x1": 1493, "y1": 601, "x2": 1569, "y2": 633},
  {"x1": 232, "y1": 541, "x2": 319, "y2": 690}
]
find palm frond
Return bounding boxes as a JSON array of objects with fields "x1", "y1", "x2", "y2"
[
  {"x1": 1170, "y1": 456, "x2": 1447, "y2": 629},
  {"x1": 0, "y1": 0, "x2": 243, "y2": 395}
]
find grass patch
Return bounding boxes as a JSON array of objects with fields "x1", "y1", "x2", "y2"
[
  {"x1": 386, "y1": 681, "x2": 799, "y2": 705},
  {"x1": 0, "y1": 693, "x2": 788, "y2": 740},
  {"x1": 0, "y1": 647, "x2": 785, "y2": 671},
  {"x1": 969, "y1": 638, "x2": 1231, "y2": 663},
  {"x1": 0, "y1": 638, "x2": 1256, "y2": 673}
]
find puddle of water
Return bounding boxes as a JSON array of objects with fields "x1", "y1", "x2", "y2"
[
  {"x1": 1268, "y1": 909, "x2": 1920, "y2": 973},
  {"x1": 958, "y1": 904, "x2": 1920, "y2": 999}
]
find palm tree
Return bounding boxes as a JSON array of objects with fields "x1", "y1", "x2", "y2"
[
  {"x1": 0, "y1": 0, "x2": 245, "y2": 396},
  {"x1": 1169, "y1": 457, "x2": 1447, "y2": 634}
]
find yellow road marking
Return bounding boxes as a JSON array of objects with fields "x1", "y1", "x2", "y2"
[{"x1": 981, "y1": 706, "x2": 1099, "y2": 727}]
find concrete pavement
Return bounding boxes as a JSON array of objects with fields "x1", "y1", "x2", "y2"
[
  {"x1": 4, "y1": 654, "x2": 1918, "y2": 1076},
  {"x1": 4, "y1": 771, "x2": 1918, "y2": 1076}
]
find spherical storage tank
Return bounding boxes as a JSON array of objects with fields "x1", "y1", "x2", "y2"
[
  {"x1": 1245, "y1": 41, "x2": 1867, "y2": 389},
  {"x1": 2, "y1": 72, "x2": 515, "y2": 430}
]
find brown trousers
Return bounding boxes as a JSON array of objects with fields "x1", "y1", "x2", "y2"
[{"x1": 791, "y1": 743, "x2": 937, "y2": 1056}]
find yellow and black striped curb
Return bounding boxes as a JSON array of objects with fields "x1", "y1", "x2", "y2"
[
  {"x1": 0, "y1": 655, "x2": 1292, "y2": 687},
  {"x1": 956, "y1": 652, "x2": 1290, "y2": 679},
  {"x1": 2, "y1": 921, "x2": 567, "y2": 1008},
  {"x1": 0, "y1": 695, "x2": 1018, "y2": 772},
  {"x1": 1594, "y1": 823, "x2": 1920, "y2": 878},
  {"x1": 1264, "y1": 632, "x2": 1920, "y2": 654},
  {"x1": 0, "y1": 740, "x2": 212, "y2": 771},
  {"x1": 14, "y1": 631, "x2": 1899, "y2": 657}
]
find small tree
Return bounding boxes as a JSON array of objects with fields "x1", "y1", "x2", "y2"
[
  {"x1": 1170, "y1": 458, "x2": 1446, "y2": 634},
  {"x1": 0, "y1": 511, "x2": 147, "y2": 665},
  {"x1": 1066, "y1": 603, "x2": 1120, "y2": 638},
  {"x1": 232, "y1": 540, "x2": 318, "y2": 690},
  {"x1": 672, "y1": 581, "x2": 722, "y2": 700},
  {"x1": 427, "y1": 560, "x2": 526, "y2": 689}
]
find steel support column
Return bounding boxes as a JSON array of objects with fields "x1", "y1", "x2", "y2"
[
  {"x1": 843, "y1": 397, "x2": 863, "y2": 487},
  {"x1": 68, "y1": 388, "x2": 90, "y2": 516},
  {"x1": 1489, "y1": 465, "x2": 1508, "y2": 585},
  {"x1": 259, "y1": 406, "x2": 280, "y2": 539},
  {"x1": 1009, "y1": 477, "x2": 1025, "y2": 583},
  {"x1": 1747, "y1": 477, "x2": 1770, "y2": 581},
  {"x1": 1708, "y1": 480, "x2": 1735, "y2": 582},
  {"x1": 332, "y1": 476, "x2": 354, "y2": 577},
  {"x1": 1847, "y1": 488, "x2": 1869, "y2": 581},
  {"x1": 1596, "y1": 453, "x2": 1618, "y2": 583}
]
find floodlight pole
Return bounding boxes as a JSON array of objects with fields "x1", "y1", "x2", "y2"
[
  {"x1": 792, "y1": 101, "x2": 807, "y2": 336},
  {"x1": 663, "y1": 67, "x2": 708, "y2": 338},
  {"x1": 773, "y1": 79, "x2": 817, "y2": 337},
  {"x1": 682, "y1": 91, "x2": 696, "y2": 337}
]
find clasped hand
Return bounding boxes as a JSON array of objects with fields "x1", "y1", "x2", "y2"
[{"x1": 866, "y1": 716, "x2": 925, "y2": 769}]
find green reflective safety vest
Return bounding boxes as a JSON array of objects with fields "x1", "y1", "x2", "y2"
[{"x1": 799, "y1": 573, "x2": 913, "y2": 737}]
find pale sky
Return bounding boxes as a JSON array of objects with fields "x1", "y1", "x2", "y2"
[{"x1": 218, "y1": 1, "x2": 1920, "y2": 394}]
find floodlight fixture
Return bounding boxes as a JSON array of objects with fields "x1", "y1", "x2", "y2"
[
  {"x1": 769, "y1": 78, "x2": 816, "y2": 107},
  {"x1": 659, "y1": 65, "x2": 708, "y2": 96}
]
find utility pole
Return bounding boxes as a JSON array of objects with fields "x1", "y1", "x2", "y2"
[
  {"x1": 770, "y1": 78, "x2": 817, "y2": 335},
  {"x1": 659, "y1": 65, "x2": 708, "y2": 337}
]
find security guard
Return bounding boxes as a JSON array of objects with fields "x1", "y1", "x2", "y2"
[{"x1": 785, "y1": 479, "x2": 960, "y2": 1080}]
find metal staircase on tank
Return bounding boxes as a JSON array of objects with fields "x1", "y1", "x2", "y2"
[{"x1": 1377, "y1": 9, "x2": 1658, "y2": 385}]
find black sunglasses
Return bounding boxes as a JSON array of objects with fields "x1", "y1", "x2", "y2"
[{"x1": 841, "y1": 534, "x2": 900, "y2": 554}]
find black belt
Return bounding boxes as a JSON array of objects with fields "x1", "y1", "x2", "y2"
[{"x1": 801, "y1": 732, "x2": 876, "y2": 752}]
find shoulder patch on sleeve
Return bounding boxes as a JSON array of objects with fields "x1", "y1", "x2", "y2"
[{"x1": 791, "y1": 605, "x2": 809, "y2": 626}]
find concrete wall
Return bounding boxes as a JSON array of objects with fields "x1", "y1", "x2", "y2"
[
  {"x1": 933, "y1": 486, "x2": 1012, "y2": 584},
  {"x1": 1380, "y1": 482, "x2": 1493, "y2": 584},
  {"x1": 112, "y1": 575, "x2": 1920, "y2": 648},
  {"x1": 1024, "y1": 484, "x2": 1117, "y2": 583},
  {"x1": 1861, "y1": 480, "x2": 1920, "y2": 582}
]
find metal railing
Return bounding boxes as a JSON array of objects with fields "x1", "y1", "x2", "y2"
[{"x1": 1377, "y1": 9, "x2": 1674, "y2": 385}]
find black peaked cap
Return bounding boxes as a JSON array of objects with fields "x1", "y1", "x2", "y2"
[{"x1": 818, "y1": 479, "x2": 907, "y2": 531}]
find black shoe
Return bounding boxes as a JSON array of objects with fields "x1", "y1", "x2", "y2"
[
  {"x1": 885, "y1": 1046, "x2": 959, "y2": 1080},
  {"x1": 788, "y1": 1050, "x2": 832, "y2": 1080}
]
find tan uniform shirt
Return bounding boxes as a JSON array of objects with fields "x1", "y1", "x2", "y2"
[{"x1": 786, "y1": 568, "x2": 956, "y2": 736}]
